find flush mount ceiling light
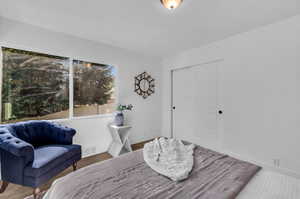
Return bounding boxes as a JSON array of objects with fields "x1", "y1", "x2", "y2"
[{"x1": 161, "y1": 0, "x2": 183, "y2": 10}]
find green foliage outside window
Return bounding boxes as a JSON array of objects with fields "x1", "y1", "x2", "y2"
[
  {"x1": 73, "y1": 60, "x2": 115, "y2": 117},
  {"x1": 1, "y1": 48, "x2": 116, "y2": 123},
  {"x1": 1, "y1": 48, "x2": 69, "y2": 123}
]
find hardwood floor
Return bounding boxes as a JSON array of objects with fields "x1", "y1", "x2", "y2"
[{"x1": 0, "y1": 140, "x2": 151, "y2": 199}]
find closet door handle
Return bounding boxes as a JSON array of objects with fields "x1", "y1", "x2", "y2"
[{"x1": 173, "y1": 106, "x2": 176, "y2": 110}]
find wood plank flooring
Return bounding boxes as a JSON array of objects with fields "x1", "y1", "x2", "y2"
[{"x1": 0, "y1": 140, "x2": 151, "y2": 199}]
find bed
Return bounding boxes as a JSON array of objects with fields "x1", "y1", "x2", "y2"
[{"x1": 43, "y1": 145, "x2": 262, "y2": 199}]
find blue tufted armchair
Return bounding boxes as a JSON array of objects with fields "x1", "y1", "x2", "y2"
[{"x1": 0, "y1": 120, "x2": 82, "y2": 198}]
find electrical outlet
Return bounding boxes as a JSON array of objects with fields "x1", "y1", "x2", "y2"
[
  {"x1": 82, "y1": 148, "x2": 89, "y2": 156},
  {"x1": 91, "y1": 146, "x2": 96, "y2": 154},
  {"x1": 273, "y1": 159, "x2": 280, "y2": 167},
  {"x1": 83, "y1": 146, "x2": 97, "y2": 156}
]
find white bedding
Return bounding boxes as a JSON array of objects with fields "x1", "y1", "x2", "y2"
[{"x1": 237, "y1": 169, "x2": 300, "y2": 199}]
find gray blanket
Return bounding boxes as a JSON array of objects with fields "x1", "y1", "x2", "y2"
[{"x1": 44, "y1": 146, "x2": 260, "y2": 199}]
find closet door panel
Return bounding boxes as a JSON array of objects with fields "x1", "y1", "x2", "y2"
[{"x1": 173, "y1": 62, "x2": 219, "y2": 149}]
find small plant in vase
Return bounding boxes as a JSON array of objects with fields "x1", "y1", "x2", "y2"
[{"x1": 114, "y1": 104, "x2": 133, "y2": 126}]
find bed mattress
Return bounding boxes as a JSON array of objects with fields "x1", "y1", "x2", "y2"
[
  {"x1": 44, "y1": 145, "x2": 260, "y2": 199},
  {"x1": 237, "y1": 169, "x2": 300, "y2": 199}
]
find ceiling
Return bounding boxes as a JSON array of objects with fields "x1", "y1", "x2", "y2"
[{"x1": 1, "y1": 0, "x2": 300, "y2": 58}]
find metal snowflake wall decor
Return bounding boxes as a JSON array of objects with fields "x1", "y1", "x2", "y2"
[{"x1": 134, "y1": 71, "x2": 155, "y2": 99}]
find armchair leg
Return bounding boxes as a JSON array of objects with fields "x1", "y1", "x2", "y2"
[
  {"x1": 72, "y1": 162, "x2": 77, "y2": 171},
  {"x1": 33, "y1": 187, "x2": 41, "y2": 199},
  {"x1": 0, "y1": 181, "x2": 8, "y2": 193}
]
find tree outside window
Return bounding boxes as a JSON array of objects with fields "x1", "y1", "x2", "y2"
[
  {"x1": 1, "y1": 48, "x2": 69, "y2": 123},
  {"x1": 73, "y1": 60, "x2": 116, "y2": 117},
  {"x1": 0, "y1": 48, "x2": 116, "y2": 123}
]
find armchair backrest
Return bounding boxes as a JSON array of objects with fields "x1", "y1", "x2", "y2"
[
  {"x1": 7, "y1": 121, "x2": 50, "y2": 147},
  {"x1": 6, "y1": 120, "x2": 76, "y2": 147}
]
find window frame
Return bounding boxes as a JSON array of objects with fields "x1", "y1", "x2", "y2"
[{"x1": 0, "y1": 44, "x2": 118, "y2": 123}]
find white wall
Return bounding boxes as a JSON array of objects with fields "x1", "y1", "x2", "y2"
[
  {"x1": 0, "y1": 17, "x2": 162, "y2": 156},
  {"x1": 3, "y1": 11, "x2": 300, "y2": 178},
  {"x1": 162, "y1": 15, "x2": 300, "y2": 176}
]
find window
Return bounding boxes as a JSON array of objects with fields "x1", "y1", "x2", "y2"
[
  {"x1": 0, "y1": 47, "x2": 116, "y2": 124},
  {"x1": 1, "y1": 48, "x2": 69, "y2": 123},
  {"x1": 73, "y1": 60, "x2": 116, "y2": 117}
]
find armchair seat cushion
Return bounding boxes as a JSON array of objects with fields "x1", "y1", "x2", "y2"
[{"x1": 24, "y1": 144, "x2": 81, "y2": 177}]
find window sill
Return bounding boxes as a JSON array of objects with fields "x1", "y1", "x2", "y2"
[{"x1": 51, "y1": 113, "x2": 114, "y2": 123}]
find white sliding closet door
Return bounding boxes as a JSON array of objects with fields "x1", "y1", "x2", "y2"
[{"x1": 172, "y1": 62, "x2": 220, "y2": 149}]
